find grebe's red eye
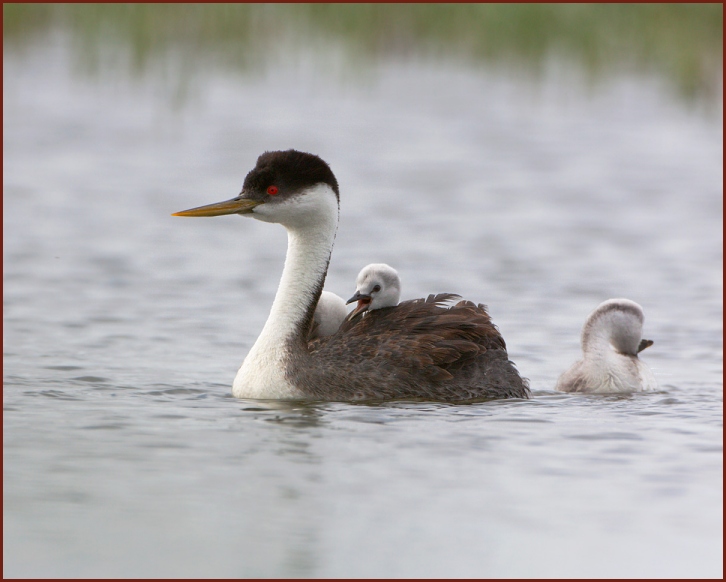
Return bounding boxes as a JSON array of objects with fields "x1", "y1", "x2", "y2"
[{"x1": 267, "y1": 185, "x2": 279, "y2": 196}]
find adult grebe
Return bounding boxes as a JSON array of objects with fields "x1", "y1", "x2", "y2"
[
  {"x1": 346, "y1": 263, "x2": 401, "y2": 319},
  {"x1": 556, "y1": 298, "x2": 657, "y2": 393},
  {"x1": 173, "y1": 149, "x2": 529, "y2": 401},
  {"x1": 308, "y1": 291, "x2": 347, "y2": 340}
]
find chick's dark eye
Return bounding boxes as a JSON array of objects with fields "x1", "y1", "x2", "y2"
[
  {"x1": 267, "y1": 185, "x2": 279, "y2": 196},
  {"x1": 372, "y1": 285, "x2": 381, "y2": 293}
]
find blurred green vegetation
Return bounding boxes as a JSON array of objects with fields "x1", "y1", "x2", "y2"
[{"x1": 3, "y1": 3, "x2": 722, "y2": 101}]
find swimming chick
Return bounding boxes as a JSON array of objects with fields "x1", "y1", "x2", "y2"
[{"x1": 556, "y1": 298, "x2": 657, "y2": 393}]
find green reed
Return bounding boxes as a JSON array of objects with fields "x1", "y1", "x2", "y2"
[{"x1": 4, "y1": 3, "x2": 722, "y2": 102}]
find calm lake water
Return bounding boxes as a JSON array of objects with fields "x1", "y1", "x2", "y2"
[{"x1": 3, "y1": 35, "x2": 723, "y2": 577}]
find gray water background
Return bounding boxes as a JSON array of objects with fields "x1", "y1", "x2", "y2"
[{"x1": 3, "y1": 34, "x2": 723, "y2": 577}]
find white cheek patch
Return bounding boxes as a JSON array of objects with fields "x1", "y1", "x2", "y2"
[
  {"x1": 250, "y1": 203, "x2": 276, "y2": 223},
  {"x1": 249, "y1": 184, "x2": 338, "y2": 229}
]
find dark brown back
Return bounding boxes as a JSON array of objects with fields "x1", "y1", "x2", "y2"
[{"x1": 299, "y1": 294, "x2": 529, "y2": 401}]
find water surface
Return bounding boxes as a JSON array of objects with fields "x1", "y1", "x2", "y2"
[{"x1": 3, "y1": 35, "x2": 723, "y2": 577}]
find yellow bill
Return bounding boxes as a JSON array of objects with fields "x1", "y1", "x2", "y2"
[{"x1": 172, "y1": 197, "x2": 259, "y2": 217}]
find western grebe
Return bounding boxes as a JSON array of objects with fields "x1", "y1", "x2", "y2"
[
  {"x1": 308, "y1": 291, "x2": 347, "y2": 340},
  {"x1": 174, "y1": 149, "x2": 529, "y2": 401},
  {"x1": 556, "y1": 298, "x2": 657, "y2": 393},
  {"x1": 346, "y1": 263, "x2": 401, "y2": 319}
]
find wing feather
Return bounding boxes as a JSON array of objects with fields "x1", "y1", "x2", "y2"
[{"x1": 310, "y1": 292, "x2": 508, "y2": 379}]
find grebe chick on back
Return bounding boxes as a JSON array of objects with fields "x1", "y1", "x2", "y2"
[
  {"x1": 346, "y1": 263, "x2": 401, "y2": 319},
  {"x1": 173, "y1": 149, "x2": 529, "y2": 402},
  {"x1": 308, "y1": 291, "x2": 347, "y2": 341},
  {"x1": 556, "y1": 298, "x2": 657, "y2": 394}
]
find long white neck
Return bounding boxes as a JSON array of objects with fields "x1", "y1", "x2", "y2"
[
  {"x1": 233, "y1": 184, "x2": 339, "y2": 398},
  {"x1": 265, "y1": 222, "x2": 336, "y2": 342}
]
